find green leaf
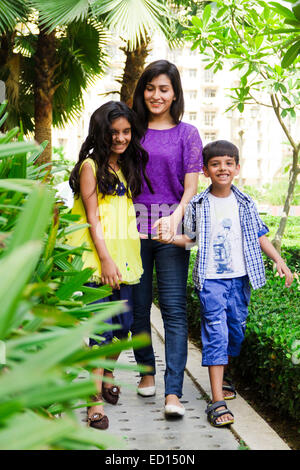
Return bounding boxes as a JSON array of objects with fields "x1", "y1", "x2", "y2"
[
  {"x1": 31, "y1": 304, "x2": 78, "y2": 326},
  {"x1": 270, "y1": 2, "x2": 296, "y2": 19},
  {"x1": 20, "y1": 380, "x2": 97, "y2": 409},
  {"x1": 0, "y1": 411, "x2": 75, "y2": 450},
  {"x1": 0, "y1": 241, "x2": 43, "y2": 339},
  {"x1": 0, "y1": 178, "x2": 39, "y2": 194},
  {"x1": 191, "y1": 16, "x2": 203, "y2": 28},
  {"x1": 0, "y1": 304, "x2": 122, "y2": 397},
  {"x1": 0, "y1": 142, "x2": 38, "y2": 159},
  {"x1": 78, "y1": 284, "x2": 112, "y2": 303},
  {"x1": 202, "y1": 4, "x2": 211, "y2": 28},
  {"x1": 281, "y1": 40, "x2": 300, "y2": 68},
  {"x1": 55, "y1": 268, "x2": 94, "y2": 300},
  {"x1": 292, "y1": 0, "x2": 300, "y2": 21},
  {"x1": 5, "y1": 185, "x2": 54, "y2": 255}
]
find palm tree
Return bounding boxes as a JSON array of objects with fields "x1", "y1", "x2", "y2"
[
  {"x1": 0, "y1": 3, "x2": 107, "y2": 164},
  {"x1": 32, "y1": 0, "x2": 177, "y2": 105},
  {"x1": 119, "y1": 0, "x2": 210, "y2": 105},
  {"x1": 0, "y1": 0, "x2": 171, "y2": 163}
]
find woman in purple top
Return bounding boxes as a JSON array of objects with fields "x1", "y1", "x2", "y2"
[{"x1": 131, "y1": 60, "x2": 203, "y2": 417}]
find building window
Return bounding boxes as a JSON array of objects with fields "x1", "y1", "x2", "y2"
[
  {"x1": 189, "y1": 90, "x2": 197, "y2": 100},
  {"x1": 58, "y1": 138, "x2": 67, "y2": 148},
  {"x1": 257, "y1": 140, "x2": 262, "y2": 153},
  {"x1": 204, "y1": 88, "x2": 216, "y2": 98},
  {"x1": 204, "y1": 132, "x2": 217, "y2": 141},
  {"x1": 189, "y1": 112, "x2": 197, "y2": 121},
  {"x1": 188, "y1": 68, "x2": 197, "y2": 78},
  {"x1": 204, "y1": 111, "x2": 216, "y2": 127},
  {"x1": 204, "y1": 69, "x2": 214, "y2": 83}
]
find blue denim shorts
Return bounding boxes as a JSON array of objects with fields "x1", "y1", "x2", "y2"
[
  {"x1": 196, "y1": 276, "x2": 251, "y2": 366},
  {"x1": 86, "y1": 283, "x2": 133, "y2": 347}
]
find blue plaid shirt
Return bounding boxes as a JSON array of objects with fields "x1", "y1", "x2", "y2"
[{"x1": 184, "y1": 185, "x2": 269, "y2": 291}]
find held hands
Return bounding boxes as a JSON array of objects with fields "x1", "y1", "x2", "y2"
[
  {"x1": 100, "y1": 257, "x2": 122, "y2": 289},
  {"x1": 276, "y1": 259, "x2": 294, "y2": 288},
  {"x1": 152, "y1": 216, "x2": 176, "y2": 244}
]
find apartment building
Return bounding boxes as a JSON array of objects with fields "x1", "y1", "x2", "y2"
[{"x1": 53, "y1": 34, "x2": 297, "y2": 188}]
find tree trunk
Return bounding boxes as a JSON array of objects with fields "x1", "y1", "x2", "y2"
[
  {"x1": 120, "y1": 36, "x2": 151, "y2": 106},
  {"x1": 34, "y1": 25, "x2": 58, "y2": 165},
  {"x1": 0, "y1": 32, "x2": 19, "y2": 132},
  {"x1": 272, "y1": 147, "x2": 300, "y2": 253}
]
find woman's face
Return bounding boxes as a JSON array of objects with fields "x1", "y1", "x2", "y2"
[
  {"x1": 143, "y1": 74, "x2": 176, "y2": 118},
  {"x1": 109, "y1": 117, "x2": 132, "y2": 157}
]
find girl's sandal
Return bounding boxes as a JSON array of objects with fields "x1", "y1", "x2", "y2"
[
  {"x1": 102, "y1": 370, "x2": 120, "y2": 405},
  {"x1": 205, "y1": 400, "x2": 234, "y2": 427},
  {"x1": 102, "y1": 384, "x2": 120, "y2": 405},
  {"x1": 87, "y1": 394, "x2": 109, "y2": 430}
]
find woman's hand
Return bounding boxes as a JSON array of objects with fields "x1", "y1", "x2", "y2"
[
  {"x1": 100, "y1": 257, "x2": 123, "y2": 289},
  {"x1": 152, "y1": 215, "x2": 176, "y2": 243}
]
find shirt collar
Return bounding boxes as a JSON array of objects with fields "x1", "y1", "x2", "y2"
[{"x1": 196, "y1": 184, "x2": 251, "y2": 205}]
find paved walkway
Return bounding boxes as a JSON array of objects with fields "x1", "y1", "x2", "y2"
[{"x1": 77, "y1": 305, "x2": 290, "y2": 451}]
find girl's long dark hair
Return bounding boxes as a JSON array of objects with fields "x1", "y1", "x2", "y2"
[
  {"x1": 132, "y1": 60, "x2": 184, "y2": 131},
  {"x1": 69, "y1": 101, "x2": 153, "y2": 198}
]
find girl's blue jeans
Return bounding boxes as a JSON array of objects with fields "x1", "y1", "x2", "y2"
[{"x1": 131, "y1": 239, "x2": 190, "y2": 398}]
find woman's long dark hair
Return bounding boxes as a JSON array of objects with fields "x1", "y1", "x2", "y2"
[
  {"x1": 69, "y1": 101, "x2": 153, "y2": 198},
  {"x1": 132, "y1": 60, "x2": 184, "y2": 131}
]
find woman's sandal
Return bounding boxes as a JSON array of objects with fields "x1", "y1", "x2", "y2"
[
  {"x1": 205, "y1": 400, "x2": 234, "y2": 427},
  {"x1": 102, "y1": 369, "x2": 120, "y2": 405},
  {"x1": 223, "y1": 374, "x2": 236, "y2": 400},
  {"x1": 87, "y1": 394, "x2": 109, "y2": 430}
]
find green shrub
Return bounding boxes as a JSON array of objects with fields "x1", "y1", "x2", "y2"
[
  {"x1": 262, "y1": 216, "x2": 300, "y2": 248},
  {"x1": 233, "y1": 268, "x2": 300, "y2": 420}
]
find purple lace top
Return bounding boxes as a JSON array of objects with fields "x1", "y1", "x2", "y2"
[{"x1": 134, "y1": 121, "x2": 203, "y2": 235}]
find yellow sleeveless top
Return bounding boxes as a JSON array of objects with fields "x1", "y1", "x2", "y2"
[{"x1": 66, "y1": 158, "x2": 143, "y2": 285}]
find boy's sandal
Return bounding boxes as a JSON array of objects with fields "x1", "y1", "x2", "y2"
[
  {"x1": 102, "y1": 370, "x2": 120, "y2": 405},
  {"x1": 223, "y1": 374, "x2": 236, "y2": 400},
  {"x1": 205, "y1": 400, "x2": 234, "y2": 427},
  {"x1": 87, "y1": 394, "x2": 109, "y2": 430}
]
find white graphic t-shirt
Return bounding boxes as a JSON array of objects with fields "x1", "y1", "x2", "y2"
[{"x1": 206, "y1": 191, "x2": 247, "y2": 279}]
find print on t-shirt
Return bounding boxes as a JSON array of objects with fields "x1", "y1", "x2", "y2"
[
  {"x1": 212, "y1": 217, "x2": 234, "y2": 274},
  {"x1": 206, "y1": 192, "x2": 247, "y2": 280}
]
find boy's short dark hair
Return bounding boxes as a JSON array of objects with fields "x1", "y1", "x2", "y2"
[{"x1": 203, "y1": 140, "x2": 239, "y2": 167}]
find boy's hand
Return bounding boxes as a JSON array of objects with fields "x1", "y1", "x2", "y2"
[{"x1": 276, "y1": 259, "x2": 293, "y2": 287}]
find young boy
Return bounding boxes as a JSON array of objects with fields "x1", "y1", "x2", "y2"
[{"x1": 158, "y1": 140, "x2": 293, "y2": 427}]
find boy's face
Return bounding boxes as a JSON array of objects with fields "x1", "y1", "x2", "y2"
[{"x1": 203, "y1": 155, "x2": 240, "y2": 188}]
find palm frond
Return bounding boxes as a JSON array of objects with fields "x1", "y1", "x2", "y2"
[
  {"x1": 0, "y1": 0, "x2": 29, "y2": 34},
  {"x1": 52, "y1": 21, "x2": 108, "y2": 127},
  {"x1": 30, "y1": 0, "x2": 91, "y2": 31},
  {"x1": 92, "y1": 0, "x2": 174, "y2": 50},
  {"x1": 32, "y1": 0, "x2": 174, "y2": 50}
]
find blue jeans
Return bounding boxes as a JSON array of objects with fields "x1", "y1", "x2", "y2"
[
  {"x1": 86, "y1": 282, "x2": 133, "y2": 346},
  {"x1": 131, "y1": 239, "x2": 190, "y2": 398}
]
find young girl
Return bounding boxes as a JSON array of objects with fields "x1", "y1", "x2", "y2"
[
  {"x1": 131, "y1": 60, "x2": 203, "y2": 417},
  {"x1": 68, "y1": 101, "x2": 153, "y2": 430}
]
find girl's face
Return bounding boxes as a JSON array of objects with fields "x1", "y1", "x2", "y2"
[
  {"x1": 143, "y1": 74, "x2": 176, "y2": 118},
  {"x1": 109, "y1": 117, "x2": 132, "y2": 158}
]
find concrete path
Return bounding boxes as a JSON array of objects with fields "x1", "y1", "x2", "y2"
[{"x1": 77, "y1": 304, "x2": 290, "y2": 451}]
